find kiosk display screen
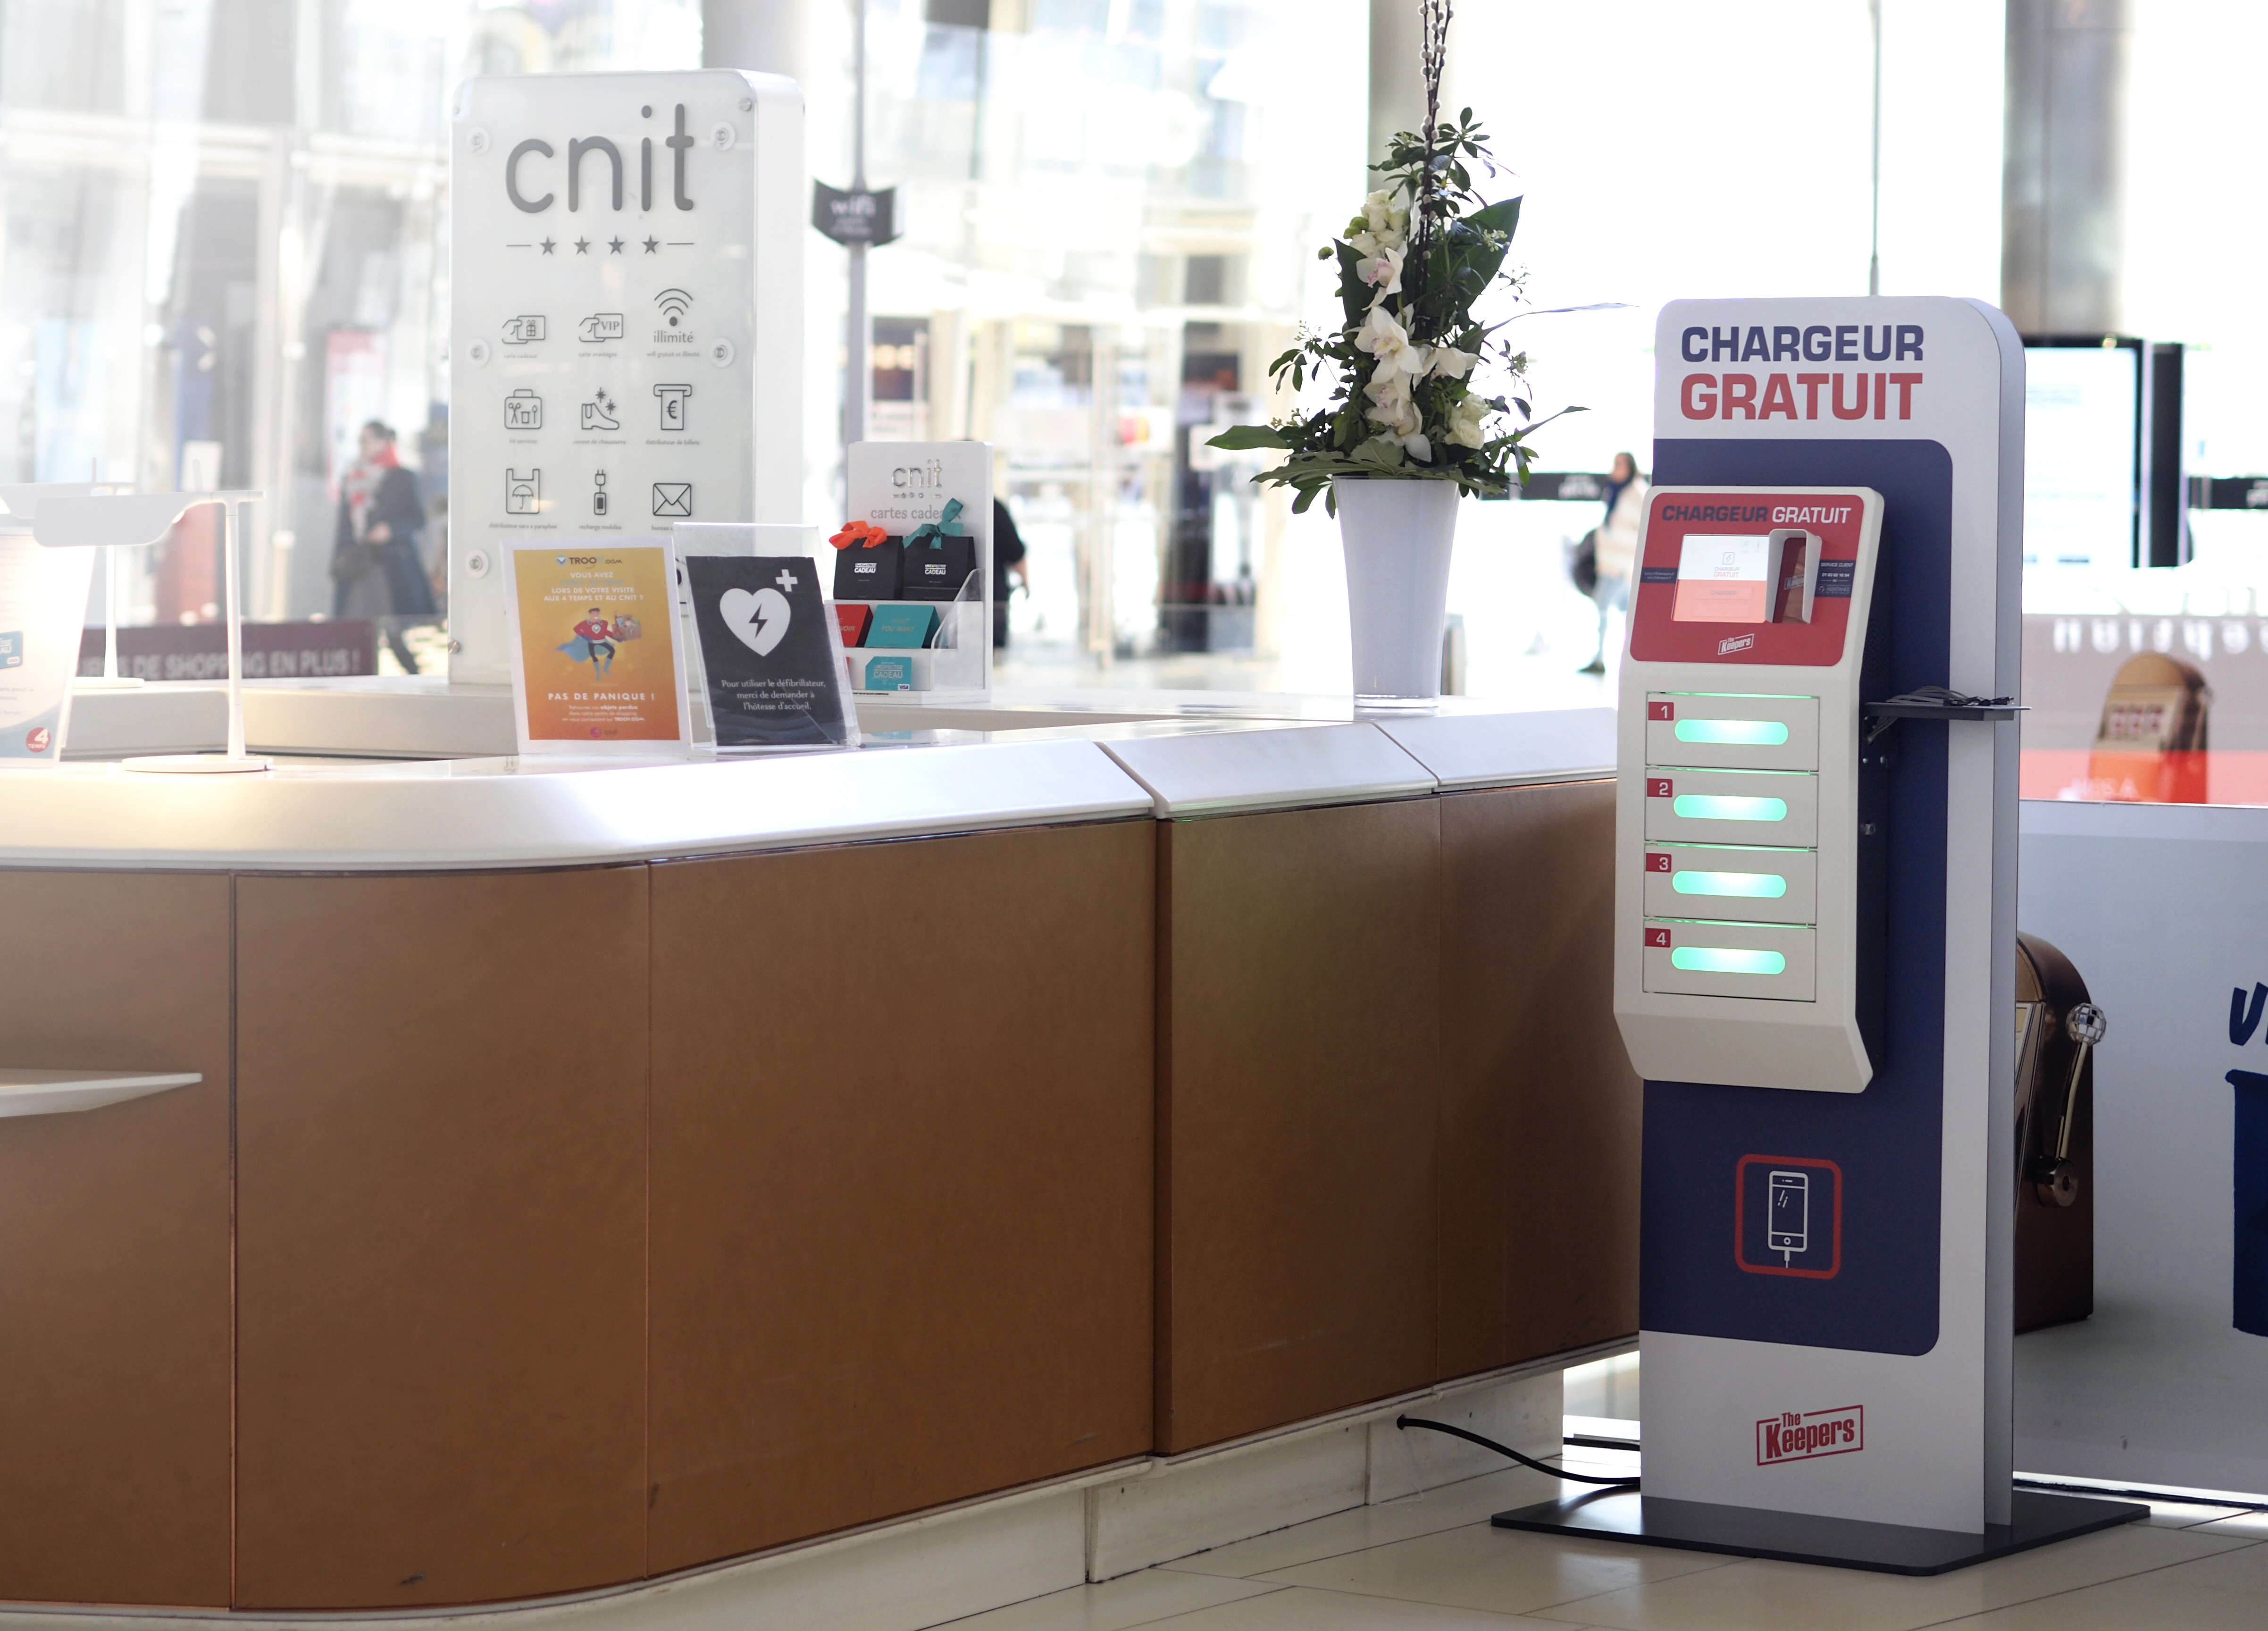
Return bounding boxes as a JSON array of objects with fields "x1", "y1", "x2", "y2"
[{"x1": 1673, "y1": 534, "x2": 1773, "y2": 622}]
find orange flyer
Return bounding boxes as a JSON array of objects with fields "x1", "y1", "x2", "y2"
[{"x1": 504, "y1": 540, "x2": 689, "y2": 754}]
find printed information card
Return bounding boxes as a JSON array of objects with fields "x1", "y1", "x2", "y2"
[
  {"x1": 685, "y1": 554, "x2": 856, "y2": 750},
  {"x1": 0, "y1": 535, "x2": 95, "y2": 764},
  {"x1": 504, "y1": 538, "x2": 691, "y2": 756}
]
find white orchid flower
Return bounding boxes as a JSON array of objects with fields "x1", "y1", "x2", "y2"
[
  {"x1": 1356, "y1": 242, "x2": 1405, "y2": 298},
  {"x1": 1362, "y1": 188, "x2": 1410, "y2": 245},
  {"x1": 1362, "y1": 376, "x2": 1432, "y2": 462},
  {"x1": 1429, "y1": 344, "x2": 1480, "y2": 380},
  {"x1": 1356, "y1": 303, "x2": 1429, "y2": 380},
  {"x1": 1447, "y1": 393, "x2": 1489, "y2": 450}
]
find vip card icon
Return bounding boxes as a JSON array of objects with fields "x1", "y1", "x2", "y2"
[
  {"x1": 502, "y1": 315, "x2": 546, "y2": 344},
  {"x1": 577, "y1": 313, "x2": 624, "y2": 344},
  {"x1": 651, "y1": 482, "x2": 693, "y2": 518},
  {"x1": 504, "y1": 388, "x2": 543, "y2": 430},
  {"x1": 506, "y1": 469, "x2": 540, "y2": 515},
  {"x1": 580, "y1": 388, "x2": 619, "y2": 431},
  {"x1": 654, "y1": 383, "x2": 692, "y2": 431}
]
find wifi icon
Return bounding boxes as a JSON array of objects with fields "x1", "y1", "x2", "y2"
[{"x1": 654, "y1": 288, "x2": 693, "y2": 328}]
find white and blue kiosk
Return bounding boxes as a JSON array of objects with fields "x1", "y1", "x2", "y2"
[{"x1": 1496, "y1": 297, "x2": 2146, "y2": 1571}]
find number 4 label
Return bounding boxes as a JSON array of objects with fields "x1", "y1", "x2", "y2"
[{"x1": 1646, "y1": 927, "x2": 1672, "y2": 948}]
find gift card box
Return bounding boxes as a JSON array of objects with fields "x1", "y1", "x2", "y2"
[
  {"x1": 855, "y1": 652, "x2": 921, "y2": 691},
  {"x1": 832, "y1": 540, "x2": 902, "y2": 601},
  {"x1": 834, "y1": 603, "x2": 873, "y2": 647},
  {"x1": 865, "y1": 603, "x2": 938, "y2": 648},
  {"x1": 899, "y1": 536, "x2": 976, "y2": 602}
]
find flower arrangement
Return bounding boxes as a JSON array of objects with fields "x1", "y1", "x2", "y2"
[{"x1": 1206, "y1": 0, "x2": 1573, "y2": 512}]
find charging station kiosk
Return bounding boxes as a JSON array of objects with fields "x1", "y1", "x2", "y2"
[{"x1": 1496, "y1": 297, "x2": 2144, "y2": 1571}]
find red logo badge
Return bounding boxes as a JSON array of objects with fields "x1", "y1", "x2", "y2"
[
  {"x1": 24, "y1": 727, "x2": 49, "y2": 754},
  {"x1": 1717, "y1": 633, "x2": 1757, "y2": 656},
  {"x1": 1757, "y1": 1405, "x2": 1863, "y2": 1466}
]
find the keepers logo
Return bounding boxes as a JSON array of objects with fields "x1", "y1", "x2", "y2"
[
  {"x1": 1718, "y1": 632, "x2": 1756, "y2": 655},
  {"x1": 1756, "y1": 1404, "x2": 1863, "y2": 1466}
]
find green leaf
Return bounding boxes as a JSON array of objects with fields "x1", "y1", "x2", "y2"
[{"x1": 1205, "y1": 425, "x2": 1293, "y2": 451}]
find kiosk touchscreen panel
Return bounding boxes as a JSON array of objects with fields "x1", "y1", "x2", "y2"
[{"x1": 1615, "y1": 485, "x2": 1884, "y2": 1095}]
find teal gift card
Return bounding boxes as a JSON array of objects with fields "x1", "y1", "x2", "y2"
[
  {"x1": 865, "y1": 604, "x2": 937, "y2": 648},
  {"x1": 862, "y1": 654, "x2": 915, "y2": 690}
]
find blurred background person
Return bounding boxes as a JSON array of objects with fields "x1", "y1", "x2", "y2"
[
  {"x1": 332, "y1": 420, "x2": 435, "y2": 674},
  {"x1": 1582, "y1": 451, "x2": 1646, "y2": 675}
]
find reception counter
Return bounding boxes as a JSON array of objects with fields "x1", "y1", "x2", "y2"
[{"x1": 0, "y1": 687, "x2": 1634, "y2": 1612}]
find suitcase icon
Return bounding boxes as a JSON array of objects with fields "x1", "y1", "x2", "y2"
[{"x1": 504, "y1": 389, "x2": 543, "y2": 430}]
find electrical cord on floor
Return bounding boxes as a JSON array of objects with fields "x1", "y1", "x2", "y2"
[{"x1": 1395, "y1": 1414, "x2": 1640, "y2": 1488}]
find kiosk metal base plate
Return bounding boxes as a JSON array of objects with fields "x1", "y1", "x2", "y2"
[{"x1": 1491, "y1": 1489, "x2": 2145, "y2": 1576}]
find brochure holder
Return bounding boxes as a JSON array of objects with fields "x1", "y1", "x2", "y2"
[
  {"x1": 836, "y1": 441, "x2": 992, "y2": 703},
  {"x1": 27, "y1": 488, "x2": 268, "y2": 773}
]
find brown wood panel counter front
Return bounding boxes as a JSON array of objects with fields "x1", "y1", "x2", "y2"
[
  {"x1": 646, "y1": 822, "x2": 1154, "y2": 1574},
  {"x1": 0, "y1": 872, "x2": 232, "y2": 1606},
  {"x1": 1437, "y1": 781, "x2": 1640, "y2": 1379},
  {"x1": 1155, "y1": 799, "x2": 1441, "y2": 1453},
  {"x1": 234, "y1": 869, "x2": 648, "y2": 1609}
]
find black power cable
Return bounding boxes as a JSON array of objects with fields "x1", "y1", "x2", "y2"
[{"x1": 1396, "y1": 1414, "x2": 1640, "y2": 1488}]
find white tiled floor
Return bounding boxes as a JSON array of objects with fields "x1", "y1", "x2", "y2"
[{"x1": 939, "y1": 1466, "x2": 2268, "y2": 1631}]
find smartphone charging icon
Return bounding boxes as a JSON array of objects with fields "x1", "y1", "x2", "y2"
[{"x1": 1767, "y1": 1169, "x2": 1808, "y2": 1264}]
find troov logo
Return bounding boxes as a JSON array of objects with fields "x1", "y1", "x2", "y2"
[
  {"x1": 1756, "y1": 1404, "x2": 1863, "y2": 1466},
  {"x1": 1718, "y1": 632, "x2": 1756, "y2": 655}
]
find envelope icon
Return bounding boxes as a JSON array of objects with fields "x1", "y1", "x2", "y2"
[{"x1": 651, "y1": 482, "x2": 693, "y2": 517}]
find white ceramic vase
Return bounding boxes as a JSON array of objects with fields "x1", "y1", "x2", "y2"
[{"x1": 1331, "y1": 474, "x2": 1460, "y2": 707}]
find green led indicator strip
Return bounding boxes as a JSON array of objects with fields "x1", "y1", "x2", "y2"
[
  {"x1": 1673, "y1": 719, "x2": 1790, "y2": 746},
  {"x1": 1672, "y1": 794, "x2": 1788, "y2": 822},
  {"x1": 1672, "y1": 870, "x2": 1788, "y2": 899},
  {"x1": 1670, "y1": 946, "x2": 1788, "y2": 975}
]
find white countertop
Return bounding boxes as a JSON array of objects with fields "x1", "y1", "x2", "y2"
[{"x1": 10, "y1": 684, "x2": 1622, "y2": 870}]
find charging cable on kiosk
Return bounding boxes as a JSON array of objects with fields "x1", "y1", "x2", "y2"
[{"x1": 1396, "y1": 1415, "x2": 1641, "y2": 1487}]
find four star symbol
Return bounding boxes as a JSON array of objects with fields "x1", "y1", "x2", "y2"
[
  {"x1": 538, "y1": 237, "x2": 556, "y2": 254},
  {"x1": 573, "y1": 237, "x2": 590, "y2": 254},
  {"x1": 643, "y1": 236, "x2": 660, "y2": 253},
  {"x1": 608, "y1": 237, "x2": 625, "y2": 253}
]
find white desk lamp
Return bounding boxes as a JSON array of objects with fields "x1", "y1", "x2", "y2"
[{"x1": 29, "y1": 489, "x2": 270, "y2": 773}]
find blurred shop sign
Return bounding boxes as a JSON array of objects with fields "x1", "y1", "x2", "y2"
[
  {"x1": 1116, "y1": 406, "x2": 1171, "y2": 452},
  {"x1": 1516, "y1": 471, "x2": 1611, "y2": 501},
  {"x1": 2189, "y1": 476, "x2": 2268, "y2": 510},
  {"x1": 76, "y1": 621, "x2": 377, "y2": 682},
  {"x1": 812, "y1": 183, "x2": 901, "y2": 246},
  {"x1": 2022, "y1": 611, "x2": 2268, "y2": 806}
]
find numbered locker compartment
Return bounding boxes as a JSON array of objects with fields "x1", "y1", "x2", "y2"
[
  {"x1": 1642, "y1": 845, "x2": 1817, "y2": 926},
  {"x1": 1644, "y1": 693, "x2": 1820, "y2": 771},
  {"x1": 1642, "y1": 919, "x2": 1817, "y2": 1002},
  {"x1": 1642, "y1": 767, "x2": 1817, "y2": 847}
]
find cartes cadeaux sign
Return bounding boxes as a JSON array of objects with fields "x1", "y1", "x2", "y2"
[{"x1": 449, "y1": 69, "x2": 806, "y2": 686}]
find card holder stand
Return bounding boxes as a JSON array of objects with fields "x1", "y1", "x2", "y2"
[{"x1": 838, "y1": 574, "x2": 986, "y2": 693}]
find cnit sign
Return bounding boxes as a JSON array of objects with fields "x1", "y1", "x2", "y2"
[{"x1": 1756, "y1": 1404, "x2": 1864, "y2": 1466}]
